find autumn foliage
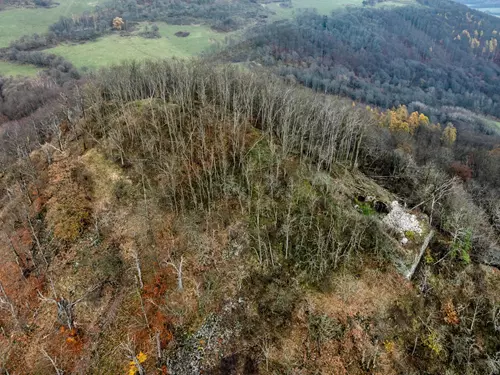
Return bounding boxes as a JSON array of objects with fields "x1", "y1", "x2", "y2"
[
  {"x1": 379, "y1": 105, "x2": 430, "y2": 135},
  {"x1": 450, "y1": 162, "x2": 473, "y2": 182},
  {"x1": 113, "y1": 17, "x2": 125, "y2": 30},
  {"x1": 442, "y1": 300, "x2": 460, "y2": 326}
]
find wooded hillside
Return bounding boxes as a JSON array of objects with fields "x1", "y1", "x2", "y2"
[
  {"x1": 226, "y1": 0, "x2": 500, "y2": 117},
  {"x1": 0, "y1": 60, "x2": 499, "y2": 374}
]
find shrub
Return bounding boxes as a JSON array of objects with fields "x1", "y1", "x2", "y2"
[
  {"x1": 113, "y1": 179, "x2": 134, "y2": 203},
  {"x1": 451, "y1": 230, "x2": 472, "y2": 264},
  {"x1": 450, "y1": 162, "x2": 473, "y2": 182},
  {"x1": 308, "y1": 313, "x2": 344, "y2": 346},
  {"x1": 46, "y1": 164, "x2": 92, "y2": 243},
  {"x1": 442, "y1": 300, "x2": 460, "y2": 326},
  {"x1": 423, "y1": 330, "x2": 444, "y2": 357},
  {"x1": 50, "y1": 201, "x2": 90, "y2": 242}
]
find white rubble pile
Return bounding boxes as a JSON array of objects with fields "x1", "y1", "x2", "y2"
[{"x1": 383, "y1": 201, "x2": 422, "y2": 244}]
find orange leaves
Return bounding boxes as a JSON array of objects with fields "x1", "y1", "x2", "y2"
[
  {"x1": 131, "y1": 270, "x2": 174, "y2": 355},
  {"x1": 13, "y1": 227, "x2": 33, "y2": 248},
  {"x1": 143, "y1": 273, "x2": 169, "y2": 300},
  {"x1": 450, "y1": 162, "x2": 472, "y2": 182},
  {"x1": 442, "y1": 300, "x2": 460, "y2": 326},
  {"x1": 59, "y1": 327, "x2": 84, "y2": 353}
]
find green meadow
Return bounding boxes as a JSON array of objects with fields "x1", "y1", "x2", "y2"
[
  {"x1": 46, "y1": 23, "x2": 229, "y2": 70},
  {"x1": 264, "y1": 0, "x2": 415, "y2": 19},
  {"x1": 0, "y1": 0, "x2": 98, "y2": 48},
  {"x1": 265, "y1": 0, "x2": 364, "y2": 19},
  {"x1": 0, "y1": 60, "x2": 39, "y2": 76}
]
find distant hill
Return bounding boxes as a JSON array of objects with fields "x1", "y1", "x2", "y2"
[
  {"x1": 227, "y1": 0, "x2": 500, "y2": 117},
  {"x1": 455, "y1": 0, "x2": 500, "y2": 17}
]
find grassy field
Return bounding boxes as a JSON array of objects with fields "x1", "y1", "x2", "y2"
[
  {"x1": 264, "y1": 0, "x2": 415, "y2": 19},
  {"x1": 0, "y1": 60, "x2": 39, "y2": 76},
  {"x1": 46, "y1": 23, "x2": 230, "y2": 69},
  {"x1": 0, "y1": 0, "x2": 98, "y2": 48},
  {"x1": 265, "y1": 0, "x2": 364, "y2": 18},
  {"x1": 375, "y1": 0, "x2": 416, "y2": 8},
  {"x1": 482, "y1": 117, "x2": 500, "y2": 132}
]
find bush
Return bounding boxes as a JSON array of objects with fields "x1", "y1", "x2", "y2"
[
  {"x1": 308, "y1": 313, "x2": 343, "y2": 346},
  {"x1": 49, "y1": 200, "x2": 90, "y2": 242}
]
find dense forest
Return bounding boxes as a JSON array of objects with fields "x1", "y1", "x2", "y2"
[{"x1": 226, "y1": 0, "x2": 500, "y2": 117}]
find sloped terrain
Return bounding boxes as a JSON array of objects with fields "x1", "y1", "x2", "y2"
[{"x1": 0, "y1": 61, "x2": 499, "y2": 374}]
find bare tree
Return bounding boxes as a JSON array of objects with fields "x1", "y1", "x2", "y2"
[
  {"x1": 38, "y1": 285, "x2": 98, "y2": 330},
  {"x1": 131, "y1": 248, "x2": 144, "y2": 290},
  {"x1": 164, "y1": 256, "x2": 184, "y2": 292},
  {"x1": 41, "y1": 348, "x2": 64, "y2": 375},
  {"x1": 120, "y1": 337, "x2": 145, "y2": 375},
  {"x1": 0, "y1": 281, "x2": 19, "y2": 328}
]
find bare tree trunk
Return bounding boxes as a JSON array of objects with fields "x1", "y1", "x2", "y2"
[
  {"x1": 38, "y1": 285, "x2": 98, "y2": 330},
  {"x1": 164, "y1": 256, "x2": 184, "y2": 291},
  {"x1": 5, "y1": 235, "x2": 25, "y2": 279},
  {"x1": 120, "y1": 337, "x2": 145, "y2": 375},
  {"x1": 407, "y1": 230, "x2": 434, "y2": 280},
  {"x1": 132, "y1": 249, "x2": 144, "y2": 289},
  {"x1": 41, "y1": 349, "x2": 64, "y2": 375},
  {"x1": 26, "y1": 214, "x2": 42, "y2": 267},
  {"x1": 0, "y1": 281, "x2": 20, "y2": 328},
  {"x1": 155, "y1": 331, "x2": 162, "y2": 361}
]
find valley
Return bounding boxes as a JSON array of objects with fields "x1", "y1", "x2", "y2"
[{"x1": 0, "y1": 0, "x2": 416, "y2": 76}]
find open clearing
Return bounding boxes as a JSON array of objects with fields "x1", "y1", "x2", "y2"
[
  {"x1": 481, "y1": 116, "x2": 500, "y2": 132},
  {"x1": 265, "y1": 0, "x2": 364, "y2": 18},
  {"x1": 375, "y1": 0, "x2": 416, "y2": 7},
  {"x1": 0, "y1": 0, "x2": 97, "y2": 48},
  {"x1": 265, "y1": 0, "x2": 415, "y2": 18},
  {"x1": 46, "y1": 23, "x2": 230, "y2": 69},
  {"x1": 0, "y1": 60, "x2": 39, "y2": 77}
]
